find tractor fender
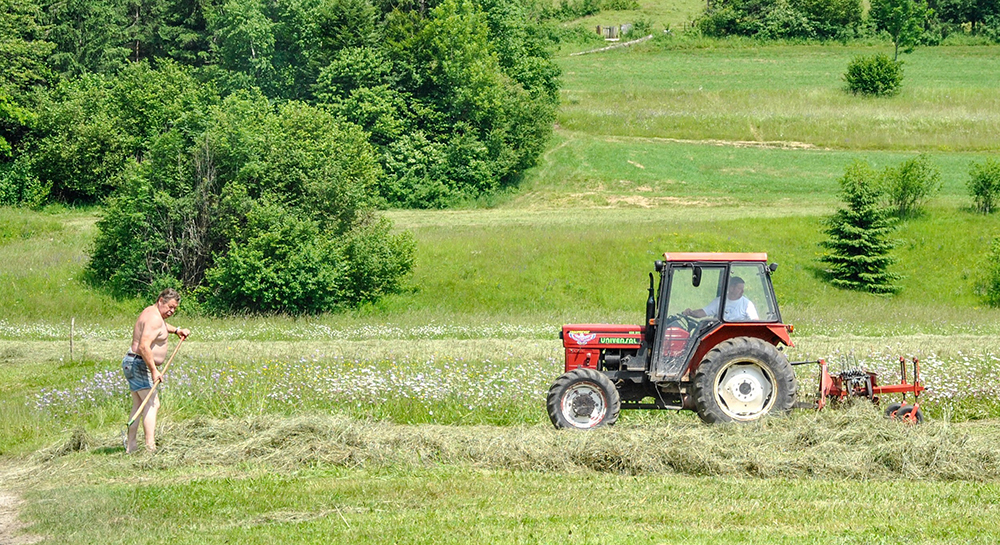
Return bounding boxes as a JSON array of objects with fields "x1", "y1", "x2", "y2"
[{"x1": 682, "y1": 324, "x2": 792, "y2": 380}]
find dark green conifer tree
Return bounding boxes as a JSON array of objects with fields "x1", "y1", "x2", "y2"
[{"x1": 820, "y1": 161, "x2": 900, "y2": 294}]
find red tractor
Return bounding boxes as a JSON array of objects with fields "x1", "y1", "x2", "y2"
[{"x1": 547, "y1": 252, "x2": 797, "y2": 428}]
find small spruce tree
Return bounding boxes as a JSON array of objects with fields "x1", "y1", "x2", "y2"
[{"x1": 820, "y1": 161, "x2": 900, "y2": 294}]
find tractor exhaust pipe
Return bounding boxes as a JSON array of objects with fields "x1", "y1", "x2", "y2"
[{"x1": 645, "y1": 273, "x2": 656, "y2": 335}]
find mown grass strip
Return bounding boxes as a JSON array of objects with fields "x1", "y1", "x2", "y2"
[{"x1": 9, "y1": 412, "x2": 1000, "y2": 544}]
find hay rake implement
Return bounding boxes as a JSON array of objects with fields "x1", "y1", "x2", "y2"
[{"x1": 792, "y1": 356, "x2": 926, "y2": 423}]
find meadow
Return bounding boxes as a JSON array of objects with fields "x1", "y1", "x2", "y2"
[{"x1": 4, "y1": 38, "x2": 1000, "y2": 543}]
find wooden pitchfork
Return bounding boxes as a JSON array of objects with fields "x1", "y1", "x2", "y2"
[{"x1": 125, "y1": 337, "x2": 185, "y2": 430}]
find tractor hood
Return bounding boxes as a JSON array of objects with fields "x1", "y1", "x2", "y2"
[{"x1": 561, "y1": 324, "x2": 644, "y2": 348}]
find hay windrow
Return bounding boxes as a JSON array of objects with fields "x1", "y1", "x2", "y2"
[{"x1": 39, "y1": 406, "x2": 1000, "y2": 481}]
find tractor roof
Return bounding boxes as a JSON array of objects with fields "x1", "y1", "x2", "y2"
[{"x1": 662, "y1": 252, "x2": 768, "y2": 262}]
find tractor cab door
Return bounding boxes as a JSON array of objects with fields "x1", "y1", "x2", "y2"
[{"x1": 650, "y1": 264, "x2": 725, "y2": 381}]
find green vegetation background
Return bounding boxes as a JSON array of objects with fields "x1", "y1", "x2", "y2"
[{"x1": 5, "y1": 2, "x2": 1000, "y2": 543}]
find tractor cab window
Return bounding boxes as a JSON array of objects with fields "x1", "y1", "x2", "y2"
[
  {"x1": 666, "y1": 266, "x2": 724, "y2": 320},
  {"x1": 653, "y1": 265, "x2": 725, "y2": 378},
  {"x1": 725, "y1": 263, "x2": 779, "y2": 322}
]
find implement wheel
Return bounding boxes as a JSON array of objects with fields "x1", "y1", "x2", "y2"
[
  {"x1": 693, "y1": 337, "x2": 796, "y2": 423},
  {"x1": 884, "y1": 402, "x2": 904, "y2": 419},
  {"x1": 546, "y1": 368, "x2": 620, "y2": 430},
  {"x1": 896, "y1": 405, "x2": 925, "y2": 424}
]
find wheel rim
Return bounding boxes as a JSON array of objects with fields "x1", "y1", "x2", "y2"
[
  {"x1": 714, "y1": 361, "x2": 777, "y2": 421},
  {"x1": 560, "y1": 381, "x2": 608, "y2": 428}
]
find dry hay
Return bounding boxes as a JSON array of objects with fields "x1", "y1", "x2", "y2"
[
  {"x1": 39, "y1": 428, "x2": 93, "y2": 461},
  {"x1": 44, "y1": 405, "x2": 1000, "y2": 481}
]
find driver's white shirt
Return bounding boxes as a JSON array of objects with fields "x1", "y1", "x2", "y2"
[{"x1": 702, "y1": 296, "x2": 758, "y2": 321}]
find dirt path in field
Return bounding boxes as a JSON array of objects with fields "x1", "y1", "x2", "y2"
[
  {"x1": 603, "y1": 135, "x2": 821, "y2": 150},
  {"x1": 0, "y1": 492, "x2": 42, "y2": 545}
]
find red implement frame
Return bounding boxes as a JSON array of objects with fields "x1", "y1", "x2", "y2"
[{"x1": 817, "y1": 357, "x2": 925, "y2": 423}]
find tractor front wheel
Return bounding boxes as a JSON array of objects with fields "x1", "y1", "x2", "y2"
[
  {"x1": 693, "y1": 337, "x2": 796, "y2": 423},
  {"x1": 546, "y1": 368, "x2": 621, "y2": 429}
]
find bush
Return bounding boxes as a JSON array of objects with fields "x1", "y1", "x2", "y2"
[
  {"x1": 879, "y1": 154, "x2": 941, "y2": 217},
  {"x1": 968, "y1": 158, "x2": 1000, "y2": 214},
  {"x1": 87, "y1": 95, "x2": 414, "y2": 314},
  {"x1": 602, "y1": 0, "x2": 640, "y2": 10},
  {"x1": 844, "y1": 53, "x2": 904, "y2": 96},
  {"x1": 0, "y1": 156, "x2": 49, "y2": 207},
  {"x1": 696, "y1": 0, "x2": 862, "y2": 39},
  {"x1": 975, "y1": 237, "x2": 1000, "y2": 307},
  {"x1": 202, "y1": 203, "x2": 348, "y2": 315},
  {"x1": 623, "y1": 18, "x2": 653, "y2": 39},
  {"x1": 984, "y1": 15, "x2": 1000, "y2": 43}
]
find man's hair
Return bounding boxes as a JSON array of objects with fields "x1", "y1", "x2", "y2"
[
  {"x1": 158, "y1": 288, "x2": 181, "y2": 303},
  {"x1": 729, "y1": 276, "x2": 745, "y2": 286}
]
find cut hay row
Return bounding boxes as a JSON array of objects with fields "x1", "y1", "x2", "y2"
[{"x1": 40, "y1": 408, "x2": 1000, "y2": 482}]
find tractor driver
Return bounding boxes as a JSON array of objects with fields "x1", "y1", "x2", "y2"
[{"x1": 682, "y1": 276, "x2": 758, "y2": 322}]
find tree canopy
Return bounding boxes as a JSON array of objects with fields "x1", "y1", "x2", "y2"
[{"x1": 0, "y1": 0, "x2": 560, "y2": 311}]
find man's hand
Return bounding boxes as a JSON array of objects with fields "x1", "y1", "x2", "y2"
[
  {"x1": 176, "y1": 328, "x2": 190, "y2": 340},
  {"x1": 683, "y1": 308, "x2": 707, "y2": 319}
]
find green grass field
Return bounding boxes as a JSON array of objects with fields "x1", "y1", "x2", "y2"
[{"x1": 5, "y1": 39, "x2": 1000, "y2": 544}]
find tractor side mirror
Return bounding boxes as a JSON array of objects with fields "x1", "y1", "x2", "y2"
[
  {"x1": 692, "y1": 266, "x2": 702, "y2": 287},
  {"x1": 769, "y1": 263, "x2": 779, "y2": 273}
]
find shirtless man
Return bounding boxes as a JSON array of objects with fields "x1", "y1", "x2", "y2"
[{"x1": 122, "y1": 288, "x2": 190, "y2": 453}]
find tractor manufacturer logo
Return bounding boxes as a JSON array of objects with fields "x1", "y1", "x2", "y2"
[
  {"x1": 599, "y1": 337, "x2": 641, "y2": 345},
  {"x1": 568, "y1": 331, "x2": 597, "y2": 345}
]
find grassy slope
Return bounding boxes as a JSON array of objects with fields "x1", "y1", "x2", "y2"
[{"x1": 556, "y1": 43, "x2": 1000, "y2": 151}]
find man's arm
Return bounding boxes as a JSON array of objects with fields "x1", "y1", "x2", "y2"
[
  {"x1": 682, "y1": 308, "x2": 708, "y2": 318},
  {"x1": 164, "y1": 322, "x2": 190, "y2": 340},
  {"x1": 685, "y1": 298, "x2": 719, "y2": 319}
]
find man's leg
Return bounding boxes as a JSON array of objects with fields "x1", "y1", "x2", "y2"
[
  {"x1": 142, "y1": 390, "x2": 160, "y2": 452},
  {"x1": 126, "y1": 390, "x2": 145, "y2": 453}
]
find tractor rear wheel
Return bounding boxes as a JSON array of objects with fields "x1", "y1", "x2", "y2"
[
  {"x1": 693, "y1": 337, "x2": 796, "y2": 423},
  {"x1": 546, "y1": 368, "x2": 621, "y2": 430}
]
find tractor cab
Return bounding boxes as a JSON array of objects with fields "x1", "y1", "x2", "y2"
[{"x1": 651, "y1": 253, "x2": 786, "y2": 381}]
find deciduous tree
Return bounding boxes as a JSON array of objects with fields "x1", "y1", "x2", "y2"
[{"x1": 871, "y1": 0, "x2": 932, "y2": 60}]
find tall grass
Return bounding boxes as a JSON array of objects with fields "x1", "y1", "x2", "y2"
[{"x1": 8, "y1": 332, "x2": 1000, "y2": 457}]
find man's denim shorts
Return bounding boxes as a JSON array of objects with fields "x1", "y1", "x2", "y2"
[{"x1": 122, "y1": 353, "x2": 153, "y2": 392}]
